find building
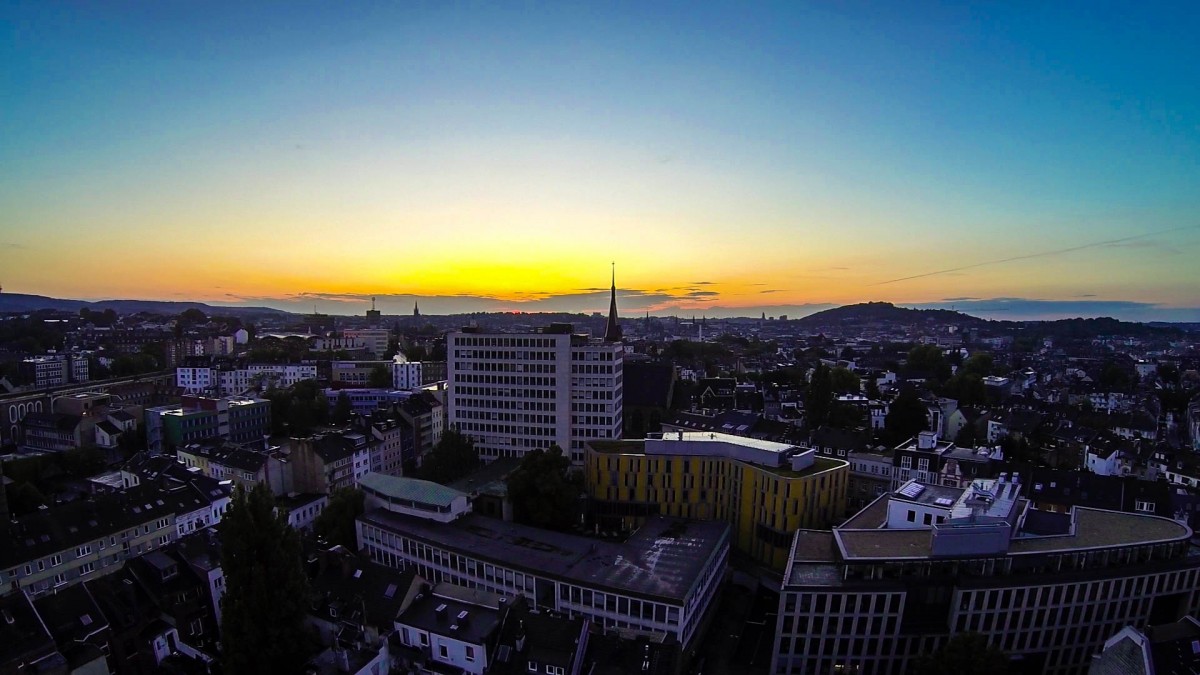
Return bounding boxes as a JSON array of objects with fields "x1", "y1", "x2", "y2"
[
  {"x1": 331, "y1": 360, "x2": 393, "y2": 388},
  {"x1": 585, "y1": 432, "x2": 849, "y2": 570},
  {"x1": 392, "y1": 354, "x2": 423, "y2": 390},
  {"x1": 176, "y1": 439, "x2": 291, "y2": 495},
  {"x1": 772, "y1": 475, "x2": 1200, "y2": 675},
  {"x1": 1089, "y1": 615, "x2": 1200, "y2": 674},
  {"x1": 20, "y1": 353, "x2": 88, "y2": 388},
  {"x1": 176, "y1": 359, "x2": 318, "y2": 396},
  {"x1": 343, "y1": 328, "x2": 391, "y2": 357},
  {"x1": 290, "y1": 431, "x2": 373, "y2": 494},
  {"x1": 0, "y1": 486, "x2": 183, "y2": 598},
  {"x1": 145, "y1": 395, "x2": 270, "y2": 453},
  {"x1": 359, "y1": 472, "x2": 473, "y2": 523},
  {"x1": 393, "y1": 582, "x2": 514, "y2": 675},
  {"x1": 118, "y1": 452, "x2": 233, "y2": 538},
  {"x1": 359, "y1": 510, "x2": 728, "y2": 651},
  {"x1": 20, "y1": 411, "x2": 88, "y2": 451},
  {"x1": 447, "y1": 324, "x2": 623, "y2": 465},
  {"x1": 890, "y1": 430, "x2": 1003, "y2": 490}
]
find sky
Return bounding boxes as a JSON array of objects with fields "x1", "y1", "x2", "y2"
[{"x1": 2, "y1": 2, "x2": 1199, "y2": 321}]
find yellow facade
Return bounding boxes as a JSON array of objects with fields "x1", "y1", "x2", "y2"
[{"x1": 585, "y1": 440, "x2": 849, "y2": 570}]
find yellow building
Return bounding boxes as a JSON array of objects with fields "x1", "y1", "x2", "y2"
[{"x1": 586, "y1": 432, "x2": 849, "y2": 571}]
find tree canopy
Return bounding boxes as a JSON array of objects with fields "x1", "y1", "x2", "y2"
[
  {"x1": 313, "y1": 488, "x2": 365, "y2": 550},
  {"x1": 418, "y1": 429, "x2": 481, "y2": 484},
  {"x1": 368, "y1": 364, "x2": 392, "y2": 388},
  {"x1": 884, "y1": 387, "x2": 930, "y2": 445},
  {"x1": 806, "y1": 364, "x2": 833, "y2": 427},
  {"x1": 506, "y1": 446, "x2": 580, "y2": 531},
  {"x1": 219, "y1": 484, "x2": 312, "y2": 674}
]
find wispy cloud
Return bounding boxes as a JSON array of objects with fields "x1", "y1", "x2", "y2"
[
  {"x1": 759, "y1": 289, "x2": 785, "y2": 294},
  {"x1": 874, "y1": 225, "x2": 1200, "y2": 286},
  {"x1": 908, "y1": 297, "x2": 1200, "y2": 322},
  {"x1": 3, "y1": 242, "x2": 26, "y2": 249}
]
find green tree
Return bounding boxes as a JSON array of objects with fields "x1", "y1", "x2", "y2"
[
  {"x1": 910, "y1": 633, "x2": 1009, "y2": 675},
  {"x1": 61, "y1": 446, "x2": 107, "y2": 478},
  {"x1": 506, "y1": 446, "x2": 580, "y2": 531},
  {"x1": 368, "y1": 364, "x2": 392, "y2": 389},
  {"x1": 418, "y1": 429, "x2": 481, "y2": 484},
  {"x1": 961, "y1": 353, "x2": 994, "y2": 378},
  {"x1": 331, "y1": 391, "x2": 353, "y2": 425},
  {"x1": 906, "y1": 345, "x2": 951, "y2": 382},
  {"x1": 219, "y1": 485, "x2": 312, "y2": 674},
  {"x1": 313, "y1": 488, "x2": 365, "y2": 549},
  {"x1": 884, "y1": 387, "x2": 929, "y2": 445},
  {"x1": 865, "y1": 375, "x2": 882, "y2": 400},
  {"x1": 179, "y1": 308, "x2": 208, "y2": 324},
  {"x1": 806, "y1": 364, "x2": 833, "y2": 427},
  {"x1": 829, "y1": 367, "x2": 860, "y2": 395}
]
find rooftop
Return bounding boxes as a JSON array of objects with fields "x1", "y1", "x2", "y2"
[
  {"x1": 359, "y1": 472, "x2": 467, "y2": 509},
  {"x1": 360, "y1": 511, "x2": 729, "y2": 603}
]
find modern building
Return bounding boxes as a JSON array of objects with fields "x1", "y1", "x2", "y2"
[
  {"x1": 585, "y1": 432, "x2": 849, "y2": 570},
  {"x1": 392, "y1": 355, "x2": 423, "y2": 390},
  {"x1": 176, "y1": 359, "x2": 318, "y2": 396},
  {"x1": 145, "y1": 395, "x2": 270, "y2": 453},
  {"x1": 342, "y1": 328, "x2": 391, "y2": 357},
  {"x1": 772, "y1": 474, "x2": 1200, "y2": 675},
  {"x1": 331, "y1": 360, "x2": 393, "y2": 388},
  {"x1": 358, "y1": 510, "x2": 728, "y2": 651},
  {"x1": 448, "y1": 325, "x2": 623, "y2": 466}
]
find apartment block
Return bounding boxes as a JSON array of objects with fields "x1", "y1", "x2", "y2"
[{"x1": 145, "y1": 395, "x2": 270, "y2": 453}]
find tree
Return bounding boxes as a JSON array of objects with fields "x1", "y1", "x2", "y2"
[
  {"x1": 418, "y1": 429, "x2": 481, "y2": 484},
  {"x1": 506, "y1": 446, "x2": 579, "y2": 531},
  {"x1": 61, "y1": 446, "x2": 107, "y2": 478},
  {"x1": 884, "y1": 387, "x2": 929, "y2": 445},
  {"x1": 829, "y1": 367, "x2": 860, "y2": 395},
  {"x1": 368, "y1": 364, "x2": 392, "y2": 389},
  {"x1": 906, "y1": 345, "x2": 951, "y2": 382},
  {"x1": 219, "y1": 484, "x2": 312, "y2": 674},
  {"x1": 313, "y1": 488, "x2": 365, "y2": 549},
  {"x1": 179, "y1": 308, "x2": 208, "y2": 324},
  {"x1": 865, "y1": 375, "x2": 881, "y2": 400},
  {"x1": 910, "y1": 633, "x2": 1010, "y2": 675},
  {"x1": 331, "y1": 392, "x2": 353, "y2": 425},
  {"x1": 806, "y1": 364, "x2": 833, "y2": 427}
]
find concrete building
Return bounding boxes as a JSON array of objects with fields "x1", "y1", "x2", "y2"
[
  {"x1": 359, "y1": 472, "x2": 472, "y2": 523},
  {"x1": 392, "y1": 355, "x2": 423, "y2": 390},
  {"x1": 772, "y1": 475, "x2": 1200, "y2": 675},
  {"x1": 585, "y1": 432, "x2": 849, "y2": 570},
  {"x1": 20, "y1": 354, "x2": 88, "y2": 388},
  {"x1": 358, "y1": 511, "x2": 728, "y2": 651},
  {"x1": 342, "y1": 328, "x2": 391, "y2": 357},
  {"x1": 331, "y1": 360, "x2": 393, "y2": 388},
  {"x1": 448, "y1": 325, "x2": 623, "y2": 465},
  {"x1": 290, "y1": 431, "x2": 372, "y2": 494}
]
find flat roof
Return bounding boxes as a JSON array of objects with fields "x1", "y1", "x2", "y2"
[
  {"x1": 832, "y1": 504, "x2": 1192, "y2": 561},
  {"x1": 360, "y1": 511, "x2": 729, "y2": 603},
  {"x1": 650, "y1": 431, "x2": 798, "y2": 454}
]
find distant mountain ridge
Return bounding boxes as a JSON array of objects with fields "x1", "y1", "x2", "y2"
[{"x1": 0, "y1": 293, "x2": 291, "y2": 317}]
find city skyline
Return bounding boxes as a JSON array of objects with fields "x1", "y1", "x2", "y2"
[{"x1": 4, "y1": 3, "x2": 1199, "y2": 321}]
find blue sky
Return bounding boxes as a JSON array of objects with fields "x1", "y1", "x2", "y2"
[{"x1": 2, "y1": 2, "x2": 1198, "y2": 320}]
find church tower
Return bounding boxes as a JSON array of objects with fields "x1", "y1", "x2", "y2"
[{"x1": 603, "y1": 264, "x2": 623, "y2": 343}]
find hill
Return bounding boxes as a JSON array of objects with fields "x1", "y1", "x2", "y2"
[
  {"x1": 796, "y1": 302, "x2": 987, "y2": 327},
  {"x1": 0, "y1": 293, "x2": 291, "y2": 317}
]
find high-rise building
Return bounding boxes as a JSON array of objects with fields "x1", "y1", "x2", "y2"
[{"x1": 447, "y1": 325, "x2": 622, "y2": 465}]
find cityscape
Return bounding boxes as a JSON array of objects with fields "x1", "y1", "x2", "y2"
[{"x1": 4, "y1": 3, "x2": 1200, "y2": 675}]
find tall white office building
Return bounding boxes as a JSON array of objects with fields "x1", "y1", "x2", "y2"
[{"x1": 447, "y1": 327, "x2": 623, "y2": 465}]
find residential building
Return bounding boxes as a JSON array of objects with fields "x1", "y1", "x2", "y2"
[
  {"x1": 176, "y1": 439, "x2": 291, "y2": 495},
  {"x1": 332, "y1": 360, "x2": 393, "y2": 388},
  {"x1": 393, "y1": 582, "x2": 514, "y2": 675},
  {"x1": 890, "y1": 431, "x2": 1004, "y2": 490},
  {"x1": 1089, "y1": 615, "x2": 1200, "y2": 674},
  {"x1": 290, "y1": 431, "x2": 372, "y2": 494},
  {"x1": 585, "y1": 431, "x2": 849, "y2": 570},
  {"x1": 276, "y1": 493, "x2": 328, "y2": 532},
  {"x1": 772, "y1": 475, "x2": 1200, "y2": 675},
  {"x1": 20, "y1": 411, "x2": 88, "y2": 451},
  {"x1": 145, "y1": 395, "x2": 270, "y2": 453},
  {"x1": 447, "y1": 325, "x2": 623, "y2": 465}
]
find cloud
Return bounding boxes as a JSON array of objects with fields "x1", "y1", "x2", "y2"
[
  {"x1": 874, "y1": 225, "x2": 1200, "y2": 285},
  {"x1": 759, "y1": 289, "x2": 785, "y2": 294},
  {"x1": 3, "y1": 242, "x2": 26, "y2": 249},
  {"x1": 942, "y1": 296, "x2": 979, "y2": 301}
]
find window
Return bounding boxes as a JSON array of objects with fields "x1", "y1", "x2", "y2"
[
  {"x1": 438, "y1": 645, "x2": 448, "y2": 659},
  {"x1": 465, "y1": 645, "x2": 476, "y2": 662},
  {"x1": 53, "y1": 573, "x2": 67, "y2": 586},
  {"x1": 77, "y1": 545, "x2": 91, "y2": 557},
  {"x1": 50, "y1": 554, "x2": 62, "y2": 567},
  {"x1": 900, "y1": 456, "x2": 912, "y2": 470},
  {"x1": 528, "y1": 662, "x2": 539, "y2": 673},
  {"x1": 1135, "y1": 500, "x2": 1156, "y2": 514},
  {"x1": 906, "y1": 510, "x2": 916, "y2": 522},
  {"x1": 190, "y1": 619, "x2": 203, "y2": 636},
  {"x1": 80, "y1": 562, "x2": 95, "y2": 576}
]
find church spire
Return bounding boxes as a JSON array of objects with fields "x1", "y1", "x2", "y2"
[{"x1": 603, "y1": 263, "x2": 623, "y2": 343}]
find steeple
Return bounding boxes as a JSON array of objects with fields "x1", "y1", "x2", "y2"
[
  {"x1": 603, "y1": 263, "x2": 623, "y2": 343},
  {"x1": 413, "y1": 300, "x2": 420, "y2": 317}
]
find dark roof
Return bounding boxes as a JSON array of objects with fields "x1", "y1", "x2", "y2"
[
  {"x1": 108, "y1": 409, "x2": 136, "y2": 423},
  {"x1": 95, "y1": 420, "x2": 123, "y2": 436},
  {"x1": 0, "y1": 592, "x2": 58, "y2": 669},
  {"x1": 359, "y1": 512, "x2": 729, "y2": 604},
  {"x1": 178, "y1": 440, "x2": 268, "y2": 472},
  {"x1": 21, "y1": 411, "x2": 83, "y2": 432},
  {"x1": 396, "y1": 583, "x2": 508, "y2": 647},
  {"x1": 32, "y1": 582, "x2": 109, "y2": 648},
  {"x1": 493, "y1": 607, "x2": 585, "y2": 674},
  {"x1": 313, "y1": 435, "x2": 361, "y2": 463},
  {"x1": 0, "y1": 487, "x2": 179, "y2": 568},
  {"x1": 1148, "y1": 616, "x2": 1200, "y2": 674},
  {"x1": 583, "y1": 632, "x2": 681, "y2": 675},
  {"x1": 307, "y1": 546, "x2": 420, "y2": 632}
]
